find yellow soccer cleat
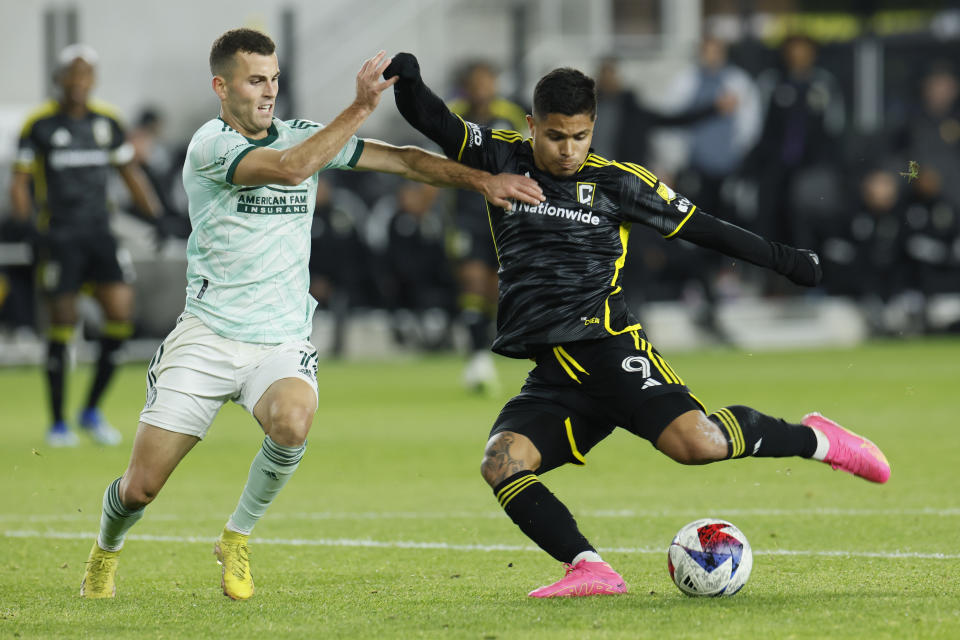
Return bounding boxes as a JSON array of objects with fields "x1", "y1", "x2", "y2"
[
  {"x1": 80, "y1": 542, "x2": 121, "y2": 598},
  {"x1": 214, "y1": 528, "x2": 254, "y2": 600}
]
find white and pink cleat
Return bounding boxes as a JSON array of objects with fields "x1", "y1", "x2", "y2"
[
  {"x1": 802, "y1": 412, "x2": 891, "y2": 484},
  {"x1": 528, "y1": 560, "x2": 627, "y2": 598}
]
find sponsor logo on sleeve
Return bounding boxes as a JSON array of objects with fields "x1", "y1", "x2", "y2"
[
  {"x1": 674, "y1": 197, "x2": 693, "y2": 214},
  {"x1": 466, "y1": 121, "x2": 483, "y2": 147}
]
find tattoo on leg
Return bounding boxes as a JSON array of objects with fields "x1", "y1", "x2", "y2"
[{"x1": 483, "y1": 433, "x2": 532, "y2": 486}]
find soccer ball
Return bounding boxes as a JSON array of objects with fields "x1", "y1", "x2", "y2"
[{"x1": 667, "y1": 518, "x2": 753, "y2": 597}]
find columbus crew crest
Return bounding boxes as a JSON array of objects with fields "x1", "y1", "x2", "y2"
[{"x1": 577, "y1": 182, "x2": 596, "y2": 206}]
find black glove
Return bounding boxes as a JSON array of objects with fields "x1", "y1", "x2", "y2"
[
  {"x1": 383, "y1": 52, "x2": 421, "y2": 82},
  {"x1": 771, "y1": 242, "x2": 822, "y2": 287}
]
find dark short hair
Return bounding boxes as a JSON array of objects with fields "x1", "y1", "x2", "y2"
[
  {"x1": 209, "y1": 28, "x2": 276, "y2": 77},
  {"x1": 533, "y1": 68, "x2": 597, "y2": 120}
]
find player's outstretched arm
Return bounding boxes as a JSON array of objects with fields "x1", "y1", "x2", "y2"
[
  {"x1": 354, "y1": 139, "x2": 543, "y2": 209},
  {"x1": 382, "y1": 52, "x2": 471, "y2": 161},
  {"x1": 232, "y1": 51, "x2": 399, "y2": 187},
  {"x1": 676, "y1": 211, "x2": 822, "y2": 286},
  {"x1": 117, "y1": 163, "x2": 162, "y2": 219}
]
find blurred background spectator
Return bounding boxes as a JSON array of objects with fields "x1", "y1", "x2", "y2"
[
  {"x1": 751, "y1": 34, "x2": 846, "y2": 261},
  {"x1": 308, "y1": 176, "x2": 375, "y2": 358},
  {"x1": 379, "y1": 181, "x2": 457, "y2": 351}
]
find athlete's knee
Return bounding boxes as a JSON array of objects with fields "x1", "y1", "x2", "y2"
[
  {"x1": 264, "y1": 399, "x2": 314, "y2": 446},
  {"x1": 118, "y1": 474, "x2": 159, "y2": 511},
  {"x1": 656, "y1": 410, "x2": 727, "y2": 465},
  {"x1": 481, "y1": 431, "x2": 541, "y2": 487}
]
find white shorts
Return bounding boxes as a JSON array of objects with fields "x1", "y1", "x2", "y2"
[{"x1": 139, "y1": 313, "x2": 319, "y2": 439}]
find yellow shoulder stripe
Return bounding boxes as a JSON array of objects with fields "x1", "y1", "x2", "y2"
[
  {"x1": 621, "y1": 161, "x2": 657, "y2": 183},
  {"x1": 612, "y1": 161, "x2": 656, "y2": 187},
  {"x1": 19, "y1": 100, "x2": 60, "y2": 137},
  {"x1": 491, "y1": 129, "x2": 523, "y2": 142},
  {"x1": 87, "y1": 99, "x2": 124, "y2": 124}
]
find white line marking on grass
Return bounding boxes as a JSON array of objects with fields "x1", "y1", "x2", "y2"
[
  {"x1": 5, "y1": 529, "x2": 960, "y2": 560},
  {"x1": 2, "y1": 507, "x2": 957, "y2": 524}
]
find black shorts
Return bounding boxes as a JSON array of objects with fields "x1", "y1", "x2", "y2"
[
  {"x1": 489, "y1": 331, "x2": 705, "y2": 474},
  {"x1": 37, "y1": 228, "x2": 132, "y2": 295}
]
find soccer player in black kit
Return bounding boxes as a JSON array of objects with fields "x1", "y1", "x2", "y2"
[
  {"x1": 11, "y1": 45, "x2": 162, "y2": 447},
  {"x1": 384, "y1": 53, "x2": 892, "y2": 598}
]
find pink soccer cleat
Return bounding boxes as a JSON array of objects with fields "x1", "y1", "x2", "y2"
[
  {"x1": 528, "y1": 560, "x2": 627, "y2": 598},
  {"x1": 802, "y1": 412, "x2": 891, "y2": 484}
]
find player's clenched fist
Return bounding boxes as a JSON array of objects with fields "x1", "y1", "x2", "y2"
[{"x1": 383, "y1": 52, "x2": 421, "y2": 82}]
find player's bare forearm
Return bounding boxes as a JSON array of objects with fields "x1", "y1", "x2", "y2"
[
  {"x1": 118, "y1": 163, "x2": 162, "y2": 219},
  {"x1": 233, "y1": 102, "x2": 372, "y2": 186},
  {"x1": 357, "y1": 141, "x2": 542, "y2": 208},
  {"x1": 9, "y1": 172, "x2": 34, "y2": 221},
  {"x1": 395, "y1": 146, "x2": 543, "y2": 207},
  {"x1": 279, "y1": 102, "x2": 372, "y2": 181}
]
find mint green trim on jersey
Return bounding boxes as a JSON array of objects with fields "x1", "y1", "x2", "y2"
[
  {"x1": 347, "y1": 139, "x2": 365, "y2": 168},
  {"x1": 226, "y1": 146, "x2": 255, "y2": 185},
  {"x1": 182, "y1": 117, "x2": 363, "y2": 344}
]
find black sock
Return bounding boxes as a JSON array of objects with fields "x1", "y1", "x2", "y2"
[
  {"x1": 493, "y1": 471, "x2": 594, "y2": 563},
  {"x1": 710, "y1": 405, "x2": 817, "y2": 459},
  {"x1": 45, "y1": 338, "x2": 68, "y2": 423},
  {"x1": 85, "y1": 336, "x2": 123, "y2": 410}
]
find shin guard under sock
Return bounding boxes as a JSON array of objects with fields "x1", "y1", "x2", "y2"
[
  {"x1": 709, "y1": 405, "x2": 817, "y2": 459},
  {"x1": 493, "y1": 471, "x2": 594, "y2": 563}
]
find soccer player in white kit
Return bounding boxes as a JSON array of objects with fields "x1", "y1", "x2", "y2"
[{"x1": 79, "y1": 28, "x2": 543, "y2": 600}]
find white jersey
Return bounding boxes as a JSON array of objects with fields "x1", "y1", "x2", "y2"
[{"x1": 181, "y1": 117, "x2": 363, "y2": 344}]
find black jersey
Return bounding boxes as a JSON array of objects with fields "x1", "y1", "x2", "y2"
[
  {"x1": 15, "y1": 99, "x2": 133, "y2": 231},
  {"x1": 454, "y1": 121, "x2": 699, "y2": 358},
  {"x1": 386, "y1": 54, "x2": 822, "y2": 359}
]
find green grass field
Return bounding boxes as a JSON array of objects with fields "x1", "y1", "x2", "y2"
[{"x1": 1, "y1": 339, "x2": 959, "y2": 639}]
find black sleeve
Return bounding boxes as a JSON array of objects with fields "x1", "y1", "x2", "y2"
[
  {"x1": 385, "y1": 54, "x2": 474, "y2": 161},
  {"x1": 619, "y1": 170, "x2": 821, "y2": 286},
  {"x1": 677, "y1": 211, "x2": 822, "y2": 286},
  {"x1": 638, "y1": 102, "x2": 718, "y2": 127},
  {"x1": 385, "y1": 53, "x2": 516, "y2": 174}
]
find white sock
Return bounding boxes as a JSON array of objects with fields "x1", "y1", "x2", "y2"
[
  {"x1": 572, "y1": 550, "x2": 603, "y2": 565},
  {"x1": 227, "y1": 436, "x2": 305, "y2": 535},
  {"x1": 810, "y1": 428, "x2": 830, "y2": 461},
  {"x1": 98, "y1": 477, "x2": 144, "y2": 551}
]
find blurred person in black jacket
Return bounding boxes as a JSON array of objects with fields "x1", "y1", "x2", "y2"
[
  {"x1": 901, "y1": 166, "x2": 960, "y2": 302},
  {"x1": 383, "y1": 181, "x2": 457, "y2": 350},
  {"x1": 752, "y1": 35, "x2": 845, "y2": 252},
  {"x1": 309, "y1": 176, "x2": 373, "y2": 357},
  {"x1": 819, "y1": 167, "x2": 907, "y2": 308}
]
